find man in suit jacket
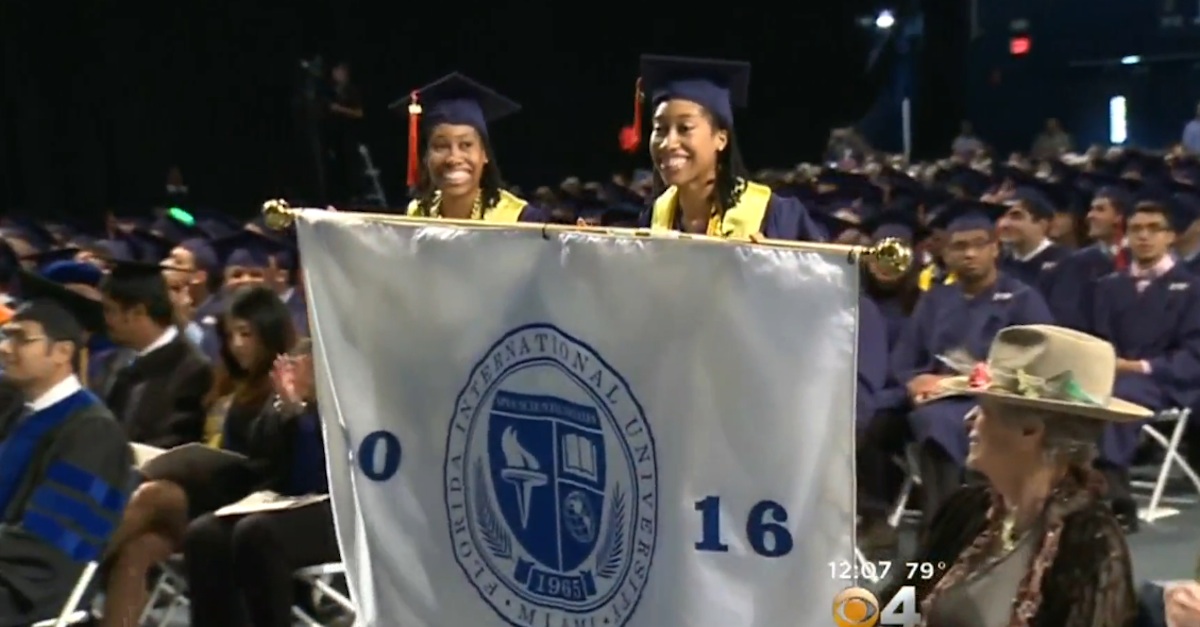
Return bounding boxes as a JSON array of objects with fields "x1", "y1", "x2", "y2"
[{"x1": 99, "y1": 262, "x2": 212, "y2": 448}]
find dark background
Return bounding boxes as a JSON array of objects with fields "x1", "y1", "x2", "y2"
[
  {"x1": 966, "y1": 0, "x2": 1200, "y2": 154},
  {"x1": 0, "y1": 2, "x2": 969, "y2": 220}
]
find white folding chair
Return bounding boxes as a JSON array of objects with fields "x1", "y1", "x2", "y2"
[
  {"x1": 31, "y1": 561, "x2": 99, "y2": 627},
  {"x1": 1133, "y1": 408, "x2": 1200, "y2": 523},
  {"x1": 139, "y1": 556, "x2": 189, "y2": 626},
  {"x1": 291, "y1": 562, "x2": 355, "y2": 625}
]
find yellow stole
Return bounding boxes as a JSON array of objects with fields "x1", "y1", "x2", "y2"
[
  {"x1": 406, "y1": 190, "x2": 528, "y2": 223},
  {"x1": 918, "y1": 264, "x2": 957, "y2": 291},
  {"x1": 649, "y1": 181, "x2": 773, "y2": 239}
]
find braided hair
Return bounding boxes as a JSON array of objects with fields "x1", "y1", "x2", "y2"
[{"x1": 410, "y1": 129, "x2": 506, "y2": 216}]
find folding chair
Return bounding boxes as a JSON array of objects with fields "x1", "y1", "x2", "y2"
[
  {"x1": 31, "y1": 561, "x2": 100, "y2": 627},
  {"x1": 139, "y1": 556, "x2": 189, "y2": 626},
  {"x1": 1133, "y1": 408, "x2": 1200, "y2": 523},
  {"x1": 291, "y1": 562, "x2": 355, "y2": 626},
  {"x1": 887, "y1": 443, "x2": 922, "y2": 528}
]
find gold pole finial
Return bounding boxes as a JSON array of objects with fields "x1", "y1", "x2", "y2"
[
  {"x1": 261, "y1": 199, "x2": 297, "y2": 230},
  {"x1": 864, "y1": 237, "x2": 912, "y2": 280}
]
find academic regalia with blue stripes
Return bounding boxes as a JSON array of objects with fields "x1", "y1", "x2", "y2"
[
  {"x1": 0, "y1": 382, "x2": 133, "y2": 625},
  {"x1": 1090, "y1": 263, "x2": 1200, "y2": 467}
]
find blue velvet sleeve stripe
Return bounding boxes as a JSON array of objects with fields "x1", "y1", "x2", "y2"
[
  {"x1": 29, "y1": 485, "x2": 116, "y2": 539},
  {"x1": 20, "y1": 510, "x2": 102, "y2": 562},
  {"x1": 45, "y1": 461, "x2": 126, "y2": 514}
]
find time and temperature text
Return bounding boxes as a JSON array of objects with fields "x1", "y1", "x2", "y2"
[{"x1": 830, "y1": 559, "x2": 946, "y2": 582}]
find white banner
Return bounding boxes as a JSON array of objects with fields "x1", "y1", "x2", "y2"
[{"x1": 299, "y1": 211, "x2": 859, "y2": 627}]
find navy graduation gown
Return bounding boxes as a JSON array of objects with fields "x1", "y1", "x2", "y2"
[
  {"x1": 1000, "y1": 243, "x2": 1069, "y2": 294},
  {"x1": 193, "y1": 294, "x2": 224, "y2": 363},
  {"x1": 1041, "y1": 244, "x2": 1118, "y2": 332},
  {"x1": 869, "y1": 295, "x2": 914, "y2": 414},
  {"x1": 1090, "y1": 265, "x2": 1200, "y2": 466},
  {"x1": 763, "y1": 194, "x2": 826, "y2": 241},
  {"x1": 891, "y1": 274, "x2": 1055, "y2": 464},
  {"x1": 857, "y1": 295, "x2": 889, "y2": 431}
]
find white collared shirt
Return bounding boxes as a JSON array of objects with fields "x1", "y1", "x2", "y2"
[
  {"x1": 28, "y1": 375, "x2": 83, "y2": 412},
  {"x1": 138, "y1": 326, "x2": 179, "y2": 357},
  {"x1": 1013, "y1": 238, "x2": 1052, "y2": 262}
]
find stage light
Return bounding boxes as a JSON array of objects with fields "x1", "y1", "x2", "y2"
[{"x1": 875, "y1": 10, "x2": 896, "y2": 30}]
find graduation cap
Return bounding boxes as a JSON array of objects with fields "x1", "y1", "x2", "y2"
[
  {"x1": 941, "y1": 165, "x2": 992, "y2": 198},
  {"x1": 41, "y1": 260, "x2": 104, "y2": 288},
  {"x1": 930, "y1": 199, "x2": 1005, "y2": 234},
  {"x1": 1, "y1": 218, "x2": 57, "y2": 252},
  {"x1": 390, "y1": 72, "x2": 521, "y2": 188},
  {"x1": 640, "y1": 55, "x2": 751, "y2": 129},
  {"x1": 812, "y1": 208, "x2": 863, "y2": 241},
  {"x1": 189, "y1": 209, "x2": 243, "y2": 241},
  {"x1": 864, "y1": 210, "x2": 921, "y2": 243},
  {"x1": 211, "y1": 230, "x2": 292, "y2": 269},
  {"x1": 1116, "y1": 150, "x2": 1169, "y2": 182},
  {"x1": 24, "y1": 247, "x2": 81, "y2": 268},
  {"x1": 177, "y1": 238, "x2": 218, "y2": 273},
  {"x1": 119, "y1": 229, "x2": 175, "y2": 263},
  {"x1": 15, "y1": 269, "x2": 105, "y2": 336},
  {"x1": 1004, "y1": 187, "x2": 1055, "y2": 220}
]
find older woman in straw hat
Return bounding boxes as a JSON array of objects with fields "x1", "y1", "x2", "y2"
[{"x1": 880, "y1": 324, "x2": 1143, "y2": 626}]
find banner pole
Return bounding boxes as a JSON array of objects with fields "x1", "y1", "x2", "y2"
[{"x1": 261, "y1": 198, "x2": 914, "y2": 278}]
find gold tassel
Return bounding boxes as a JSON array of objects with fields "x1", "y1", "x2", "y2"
[{"x1": 79, "y1": 346, "x2": 89, "y2": 389}]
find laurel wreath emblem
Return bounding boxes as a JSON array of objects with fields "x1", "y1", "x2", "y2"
[
  {"x1": 474, "y1": 459, "x2": 629, "y2": 581},
  {"x1": 596, "y1": 482, "x2": 627, "y2": 580},
  {"x1": 474, "y1": 460, "x2": 512, "y2": 559}
]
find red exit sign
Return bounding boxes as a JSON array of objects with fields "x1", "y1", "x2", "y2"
[{"x1": 1010, "y1": 35, "x2": 1032, "y2": 55}]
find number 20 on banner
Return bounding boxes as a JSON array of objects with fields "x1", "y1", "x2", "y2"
[{"x1": 832, "y1": 586, "x2": 920, "y2": 627}]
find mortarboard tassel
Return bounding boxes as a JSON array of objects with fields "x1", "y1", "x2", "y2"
[
  {"x1": 618, "y1": 78, "x2": 643, "y2": 154},
  {"x1": 78, "y1": 346, "x2": 89, "y2": 390},
  {"x1": 406, "y1": 91, "x2": 422, "y2": 189},
  {"x1": 1113, "y1": 222, "x2": 1128, "y2": 271}
]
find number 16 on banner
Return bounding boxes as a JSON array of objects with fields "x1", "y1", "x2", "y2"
[{"x1": 832, "y1": 586, "x2": 920, "y2": 627}]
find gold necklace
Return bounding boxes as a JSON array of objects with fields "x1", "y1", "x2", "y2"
[
  {"x1": 1000, "y1": 514, "x2": 1018, "y2": 553},
  {"x1": 430, "y1": 191, "x2": 485, "y2": 220}
]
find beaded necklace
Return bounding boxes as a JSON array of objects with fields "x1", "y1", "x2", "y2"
[{"x1": 429, "y1": 191, "x2": 485, "y2": 220}]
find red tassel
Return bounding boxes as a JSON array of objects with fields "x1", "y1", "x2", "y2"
[
  {"x1": 618, "y1": 78, "x2": 643, "y2": 153},
  {"x1": 406, "y1": 90, "x2": 422, "y2": 188},
  {"x1": 1113, "y1": 223, "x2": 1128, "y2": 271}
]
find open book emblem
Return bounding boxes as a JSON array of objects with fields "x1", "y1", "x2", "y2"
[{"x1": 443, "y1": 323, "x2": 659, "y2": 626}]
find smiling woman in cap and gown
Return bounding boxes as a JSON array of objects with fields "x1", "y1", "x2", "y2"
[
  {"x1": 890, "y1": 200, "x2": 1054, "y2": 519},
  {"x1": 393, "y1": 73, "x2": 543, "y2": 223},
  {"x1": 627, "y1": 55, "x2": 824, "y2": 241}
]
